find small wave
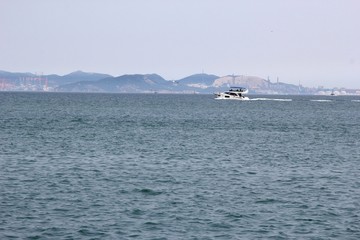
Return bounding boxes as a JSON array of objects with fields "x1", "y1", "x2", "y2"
[
  {"x1": 351, "y1": 100, "x2": 360, "y2": 102},
  {"x1": 255, "y1": 198, "x2": 277, "y2": 204},
  {"x1": 255, "y1": 198, "x2": 286, "y2": 204},
  {"x1": 70, "y1": 117, "x2": 87, "y2": 124},
  {"x1": 135, "y1": 188, "x2": 162, "y2": 196},
  {"x1": 226, "y1": 212, "x2": 250, "y2": 219},
  {"x1": 144, "y1": 221, "x2": 159, "y2": 225},
  {"x1": 251, "y1": 98, "x2": 292, "y2": 101},
  {"x1": 209, "y1": 222, "x2": 233, "y2": 229},
  {"x1": 131, "y1": 208, "x2": 145, "y2": 216},
  {"x1": 310, "y1": 100, "x2": 332, "y2": 102}
]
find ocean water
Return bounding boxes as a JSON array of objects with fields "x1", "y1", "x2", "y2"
[{"x1": 1, "y1": 92, "x2": 360, "y2": 239}]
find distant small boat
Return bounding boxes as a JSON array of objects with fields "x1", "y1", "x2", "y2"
[
  {"x1": 330, "y1": 91, "x2": 335, "y2": 96},
  {"x1": 214, "y1": 87, "x2": 249, "y2": 100}
]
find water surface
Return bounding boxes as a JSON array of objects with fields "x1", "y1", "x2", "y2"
[{"x1": 1, "y1": 92, "x2": 360, "y2": 239}]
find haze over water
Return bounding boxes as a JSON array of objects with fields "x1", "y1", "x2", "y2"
[{"x1": 1, "y1": 92, "x2": 360, "y2": 239}]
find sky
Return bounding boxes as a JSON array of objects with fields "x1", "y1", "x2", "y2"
[{"x1": 1, "y1": 0, "x2": 360, "y2": 88}]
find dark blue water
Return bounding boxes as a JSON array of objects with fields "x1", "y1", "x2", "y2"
[{"x1": 1, "y1": 92, "x2": 360, "y2": 239}]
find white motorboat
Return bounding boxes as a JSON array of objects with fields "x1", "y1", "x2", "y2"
[{"x1": 214, "y1": 87, "x2": 249, "y2": 100}]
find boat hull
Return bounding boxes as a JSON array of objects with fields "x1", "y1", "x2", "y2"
[{"x1": 214, "y1": 94, "x2": 249, "y2": 100}]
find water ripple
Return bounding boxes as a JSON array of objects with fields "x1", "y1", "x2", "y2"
[{"x1": 1, "y1": 93, "x2": 360, "y2": 239}]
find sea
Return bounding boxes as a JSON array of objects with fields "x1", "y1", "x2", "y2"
[{"x1": 1, "y1": 92, "x2": 360, "y2": 240}]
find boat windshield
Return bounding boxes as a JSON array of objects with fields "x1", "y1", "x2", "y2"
[
  {"x1": 224, "y1": 92, "x2": 240, "y2": 96},
  {"x1": 230, "y1": 88, "x2": 246, "y2": 92}
]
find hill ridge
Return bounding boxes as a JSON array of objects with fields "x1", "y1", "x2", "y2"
[{"x1": 0, "y1": 70, "x2": 358, "y2": 95}]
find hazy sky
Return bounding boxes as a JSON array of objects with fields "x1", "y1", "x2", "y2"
[{"x1": 1, "y1": 0, "x2": 359, "y2": 88}]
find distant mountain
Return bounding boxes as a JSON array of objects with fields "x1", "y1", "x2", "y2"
[
  {"x1": 56, "y1": 73, "x2": 313, "y2": 94},
  {"x1": 2, "y1": 69, "x2": 355, "y2": 95},
  {"x1": 209, "y1": 75, "x2": 307, "y2": 94},
  {"x1": 57, "y1": 74, "x2": 185, "y2": 93},
  {"x1": 175, "y1": 74, "x2": 311, "y2": 94},
  {"x1": 64, "y1": 70, "x2": 112, "y2": 80},
  {"x1": 212, "y1": 75, "x2": 299, "y2": 94},
  {"x1": 0, "y1": 70, "x2": 36, "y2": 79},
  {"x1": 0, "y1": 70, "x2": 112, "y2": 91},
  {"x1": 50, "y1": 71, "x2": 113, "y2": 86},
  {"x1": 177, "y1": 73, "x2": 219, "y2": 89}
]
